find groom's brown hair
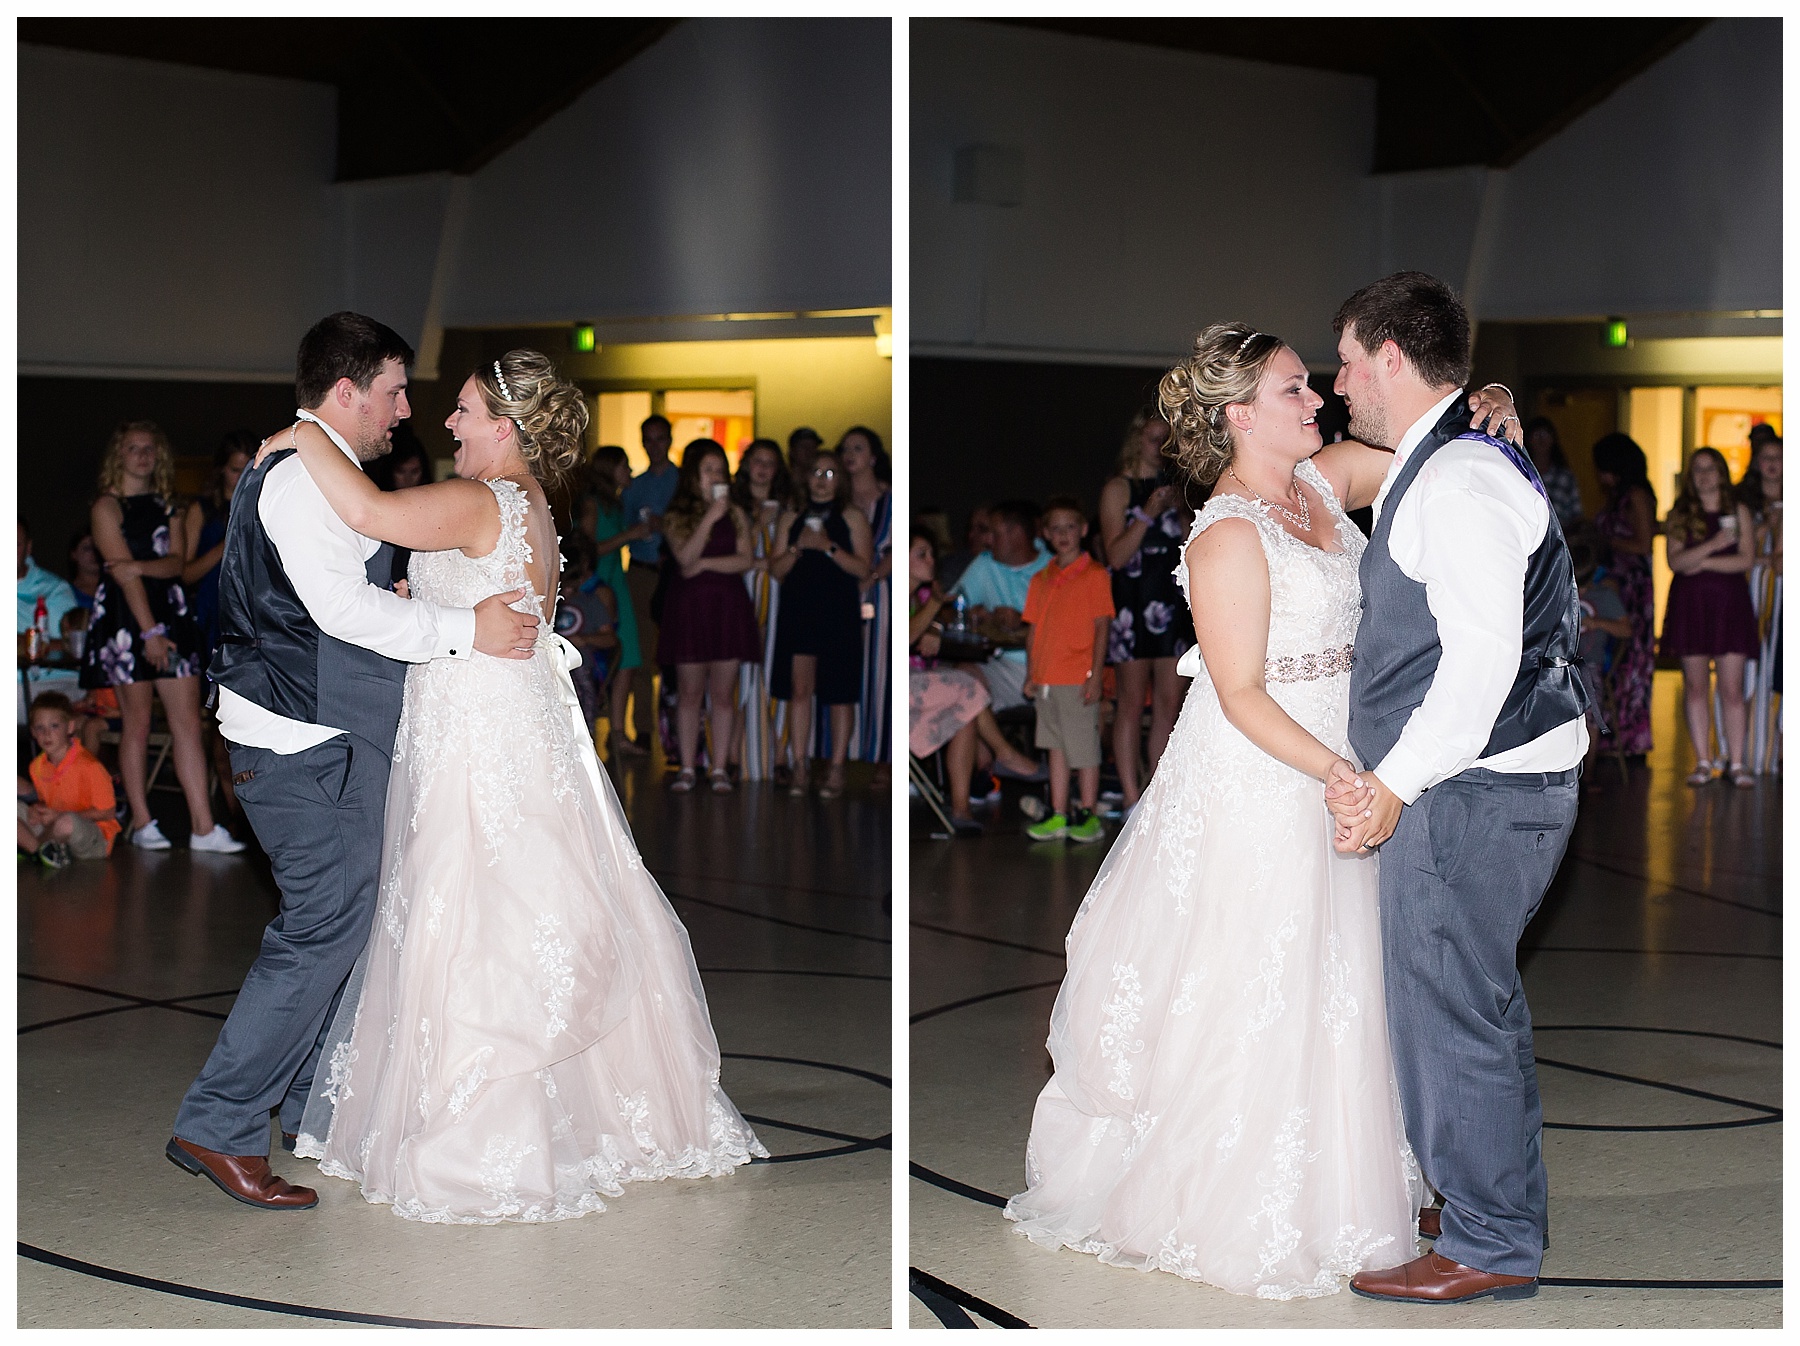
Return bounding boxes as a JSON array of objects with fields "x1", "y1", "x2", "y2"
[
  {"x1": 296, "y1": 311, "x2": 415, "y2": 409},
  {"x1": 1333, "y1": 271, "x2": 1470, "y2": 390}
]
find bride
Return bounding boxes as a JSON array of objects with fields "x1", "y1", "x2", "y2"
[
  {"x1": 287, "y1": 349, "x2": 764, "y2": 1223},
  {"x1": 1005, "y1": 324, "x2": 1518, "y2": 1297}
]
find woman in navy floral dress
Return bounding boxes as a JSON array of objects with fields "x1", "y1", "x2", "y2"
[
  {"x1": 79, "y1": 421, "x2": 241, "y2": 853},
  {"x1": 1098, "y1": 410, "x2": 1195, "y2": 810}
]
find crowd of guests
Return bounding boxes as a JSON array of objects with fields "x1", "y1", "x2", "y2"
[
  {"x1": 18, "y1": 421, "x2": 251, "y2": 864},
  {"x1": 18, "y1": 411, "x2": 897, "y2": 870},
  {"x1": 566, "y1": 416, "x2": 892, "y2": 799},
  {"x1": 908, "y1": 410, "x2": 1784, "y2": 838}
]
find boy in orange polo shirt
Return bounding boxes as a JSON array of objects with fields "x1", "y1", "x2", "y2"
[
  {"x1": 18, "y1": 692, "x2": 119, "y2": 869},
  {"x1": 1022, "y1": 496, "x2": 1115, "y2": 843}
]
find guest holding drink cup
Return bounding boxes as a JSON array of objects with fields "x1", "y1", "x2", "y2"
[
  {"x1": 658, "y1": 440, "x2": 761, "y2": 794},
  {"x1": 770, "y1": 450, "x2": 872, "y2": 798},
  {"x1": 1661, "y1": 447, "x2": 1761, "y2": 787}
]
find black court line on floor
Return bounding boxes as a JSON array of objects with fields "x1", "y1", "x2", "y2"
[
  {"x1": 666, "y1": 890, "x2": 891, "y2": 945},
  {"x1": 19, "y1": 978, "x2": 890, "y2": 1163},
  {"x1": 1568, "y1": 854, "x2": 1782, "y2": 918},
  {"x1": 909, "y1": 919, "x2": 1064, "y2": 960},
  {"x1": 18, "y1": 1242, "x2": 511, "y2": 1328},
  {"x1": 1525, "y1": 945, "x2": 1781, "y2": 961},
  {"x1": 911, "y1": 980, "x2": 1063, "y2": 1025},
  {"x1": 910, "y1": 1267, "x2": 1034, "y2": 1329},
  {"x1": 657, "y1": 869, "x2": 887, "y2": 903}
]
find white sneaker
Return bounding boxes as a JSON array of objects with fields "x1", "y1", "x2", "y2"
[
  {"x1": 131, "y1": 820, "x2": 172, "y2": 850},
  {"x1": 190, "y1": 826, "x2": 247, "y2": 855}
]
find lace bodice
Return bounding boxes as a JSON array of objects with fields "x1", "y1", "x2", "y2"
[
  {"x1": 1175, "y1": 458, "x2": 1363, "y2": 669},
  {"x1": 407, "y1": 478, "x2": 553, "y2": 636},
  {"x1": 393, "y1": 478, "x2": 579, "y2": 862}
]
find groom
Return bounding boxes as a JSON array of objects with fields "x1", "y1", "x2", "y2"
[
  {"x1": 1325, "y1": 273, "x2": 1588, "y2": 1302},
  {"x1": 166, "y1": 312, "x2": 540, "y2": 1209}
]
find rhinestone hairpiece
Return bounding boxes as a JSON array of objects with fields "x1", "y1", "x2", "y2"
[{"x1": 493, "y1": 361, "x2": 515, "y2": 401}]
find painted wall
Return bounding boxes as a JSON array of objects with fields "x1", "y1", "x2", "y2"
[
  {"x1": 19, "y1": 45, "x2": 338, "y2": 377},
  {"x1": 450, "y1": 18, "x2": 892, "y2": 327},
  {"x1": 20, "y1": 19, "x2": 891, "y2": 379},
  {"x1": 1480, "y1": 18, "x2": 1781, "y2": 321},
  {"x1": 911, "y1": 20, "x2": 1377, "y2": 366},
  {"x1": 913, "y1": 19, "x2": 1779, "y2": 365}
]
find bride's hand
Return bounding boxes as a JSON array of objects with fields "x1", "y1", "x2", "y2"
[
  {"x1": 1323, "y1": 757, "x2": 1372, "y2": 815},
  {"x1": 1467, "y1": 385, "x2": 1524, "y2": 447}
]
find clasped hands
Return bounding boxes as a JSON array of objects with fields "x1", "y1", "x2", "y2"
[{"x1": 1323, "y1": 759, "x2": 1403, "y2": 854}]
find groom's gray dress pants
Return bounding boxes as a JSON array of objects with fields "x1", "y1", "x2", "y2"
[
  {"x1": 174, "y1": 734, "x2": 390, "y2": 1157},
  {"x1": 1378, "y1": 766, "x2": 1580, "y2": 1279}
]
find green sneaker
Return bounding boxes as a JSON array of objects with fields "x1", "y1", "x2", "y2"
[
  {"x1": 1066, "y1": 812, "x2": 1105, "y2": 845},
  {"x1": 1025, "y1": 812, "x2": 1068, "y2": 841}
]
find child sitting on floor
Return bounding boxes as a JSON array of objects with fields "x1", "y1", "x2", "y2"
[{"x1": 18, "y1": 692, "x2": 119, "y2": 869}]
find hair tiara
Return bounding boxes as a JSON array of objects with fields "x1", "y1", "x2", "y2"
[{"x1": 493, "y1": 361, "x2": 515, "y2": 401}]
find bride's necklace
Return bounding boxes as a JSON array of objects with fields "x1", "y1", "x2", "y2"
[{"x1": 1227, "y1": 467, "x2": 1310, "y2": 531}]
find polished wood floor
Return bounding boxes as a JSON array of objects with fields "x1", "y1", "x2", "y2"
[
  {"x1": 18, "y1": 741, "x2": 892, "y2": 1329},
  {"x1": 909, "y1": 671, "x2": 1780, "y2": 1328}
]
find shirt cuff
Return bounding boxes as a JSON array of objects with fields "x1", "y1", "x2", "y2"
[
  {"x1": 437, "y1": 607, "x2": 477, "y2": 660},
  {"x1": 1372, "y1": 740, "x2": 1435, "y2": 806}
]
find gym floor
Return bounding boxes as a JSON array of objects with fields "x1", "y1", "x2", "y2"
[
  {"x1": 909, "y1": 672, "x2": 1780, "y2": 1328},
  {"x1": 19, "y1": 749, "x2": 893, "y2": 1330}
]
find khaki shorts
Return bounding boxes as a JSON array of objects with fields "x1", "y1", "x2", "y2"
[
  {"x1": 19, "y1": 801, "x2": 111, "y2": 859},
  {"x1": 1033, "y1": 683, "x2": 1102, "y2": 769}
]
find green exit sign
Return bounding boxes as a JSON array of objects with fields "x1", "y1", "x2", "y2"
[
  {"x1": 570, "y1": 323, "x2": 596, "y2": 353},
  {"x1": 1604, "y1": 319, "x2": 1628, "y2": 348}
]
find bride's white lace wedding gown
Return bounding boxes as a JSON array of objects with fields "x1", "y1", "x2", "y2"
[
  {"x1": 296, "y1": 479, "x2": 765, "y2": 1223},
  {"x1": 1005, "y1": 459, "x2": 1423, "y2": 1298}
]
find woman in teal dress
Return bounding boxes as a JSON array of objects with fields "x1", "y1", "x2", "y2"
[{"x1": 579, "y1": 445, "x2": 651, "y2": 757}]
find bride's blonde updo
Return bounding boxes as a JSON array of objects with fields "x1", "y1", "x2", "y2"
[
  {"x1": 1158, "y1": 323, "x2": 1287, "y2": 485},
  {"x1": 475, "y1": 348, "x2": 589, "y2": 485}
]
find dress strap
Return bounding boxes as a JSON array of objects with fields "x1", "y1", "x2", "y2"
[{"x1": 482, "y1": 477, "x2": 541, "y2": 615}]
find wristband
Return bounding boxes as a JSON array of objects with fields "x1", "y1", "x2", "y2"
[
  {"x1": 142, "y1": 623, "x2": 168, "y2": 639},
  {"x1": 1127, "y1": 506, "x2": 1151, "y2": 526}
]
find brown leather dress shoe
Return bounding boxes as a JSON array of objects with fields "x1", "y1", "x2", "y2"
[
  {"x1": 1350, "y1": 1251, "x2": 1537, "y2": 1304},
  {"x1": 166, "y1": 1137, "x2": 317, "y2": 1210},
  {"x1": 1418, "y1": 1206, "x2": 1441, "y2": 1239}
]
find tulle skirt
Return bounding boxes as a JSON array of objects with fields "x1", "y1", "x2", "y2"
[
  {"x1": 1006, "y1": 671, "x2": 1423, "y2": 1297},
  {"x1": 297, "y1": 640, "x2": 765, "y2": 1222}
]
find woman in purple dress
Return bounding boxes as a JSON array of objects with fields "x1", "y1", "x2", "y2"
[
  {"x1": 659, "y1": 439, "x2": 761, "y2": 794},
  {"x1": 1660, "y1": 447, "x2": 1760, "y2": 786},
  {"x1": 1591, "y1": 433, "x2": 1659, "y2": 757}
]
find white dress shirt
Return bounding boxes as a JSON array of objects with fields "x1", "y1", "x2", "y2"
[
  {"x1": 216, "y1": 411, "x2": 476, "y2": 753},
  {"x1": 1369, "y1": 390, "x2": 1588, "y2": 803}
]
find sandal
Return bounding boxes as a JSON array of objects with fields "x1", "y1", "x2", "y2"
[
  {"x1": 788, "y1": 764, "x2": 810, "y2": 797},
  {"x1": 670, "y1": 767, "x2": 697, "y2": 793},
  {"x1": 817, "y1": 764, "x2": 848, "y2": 799},
  {"x1": 611, "y1": 733, "x2": 649, "y2": 758},
  {"x1": 1731, "y1": 763, "x2": 1755, "y2": 789},
  {"x1": 1685, "y1": 760, "x2": 1716, "y2": 787},
  {"x1": 709, "y1": 768, "x2": 733, "y2": 794}
]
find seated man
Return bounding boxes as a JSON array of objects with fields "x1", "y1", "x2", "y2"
[
  {"x1": 17, "y1": 517, "x2": 80, "y2": 659},
  {"x1": 948, "y1": 499, "x2": 1052, "y2": 712}
]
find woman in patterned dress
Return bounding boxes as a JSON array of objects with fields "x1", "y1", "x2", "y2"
[
  {"x1": 842, "y1": 426, "x2": 892, "y2": 787},
  {"x1": 1590, "y1": 433, "x2": 1658, "y2": 758},
  {"x1": 729, "y1": 438, "x2": 791, "y2": 781},
  {"x1": 1097, "y1": 410, "x2": 1196, "y2": 812},
  {"x1": 80, "y1": 421, "x2": 242, "y2": 854},
  {"x1": 289, "y1": 350, "x2": 763, "y2": 1222}
]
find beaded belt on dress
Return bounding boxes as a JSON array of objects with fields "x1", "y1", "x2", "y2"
[{"x1": 1265, "y1": 645, "x2": 1353, "y2": 683}]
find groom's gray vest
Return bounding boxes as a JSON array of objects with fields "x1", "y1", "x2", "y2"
[
  {"x1": 210, "y1": 447, "x2": 408, "y2": 755},
  {"x1": 1348, "y1": 401, "x2": 1588, "y2": 773}
]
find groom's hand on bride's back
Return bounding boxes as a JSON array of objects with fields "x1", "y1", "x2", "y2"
[{"x1": 473, "y1": 590, "x2": 540, "y2": 659}]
